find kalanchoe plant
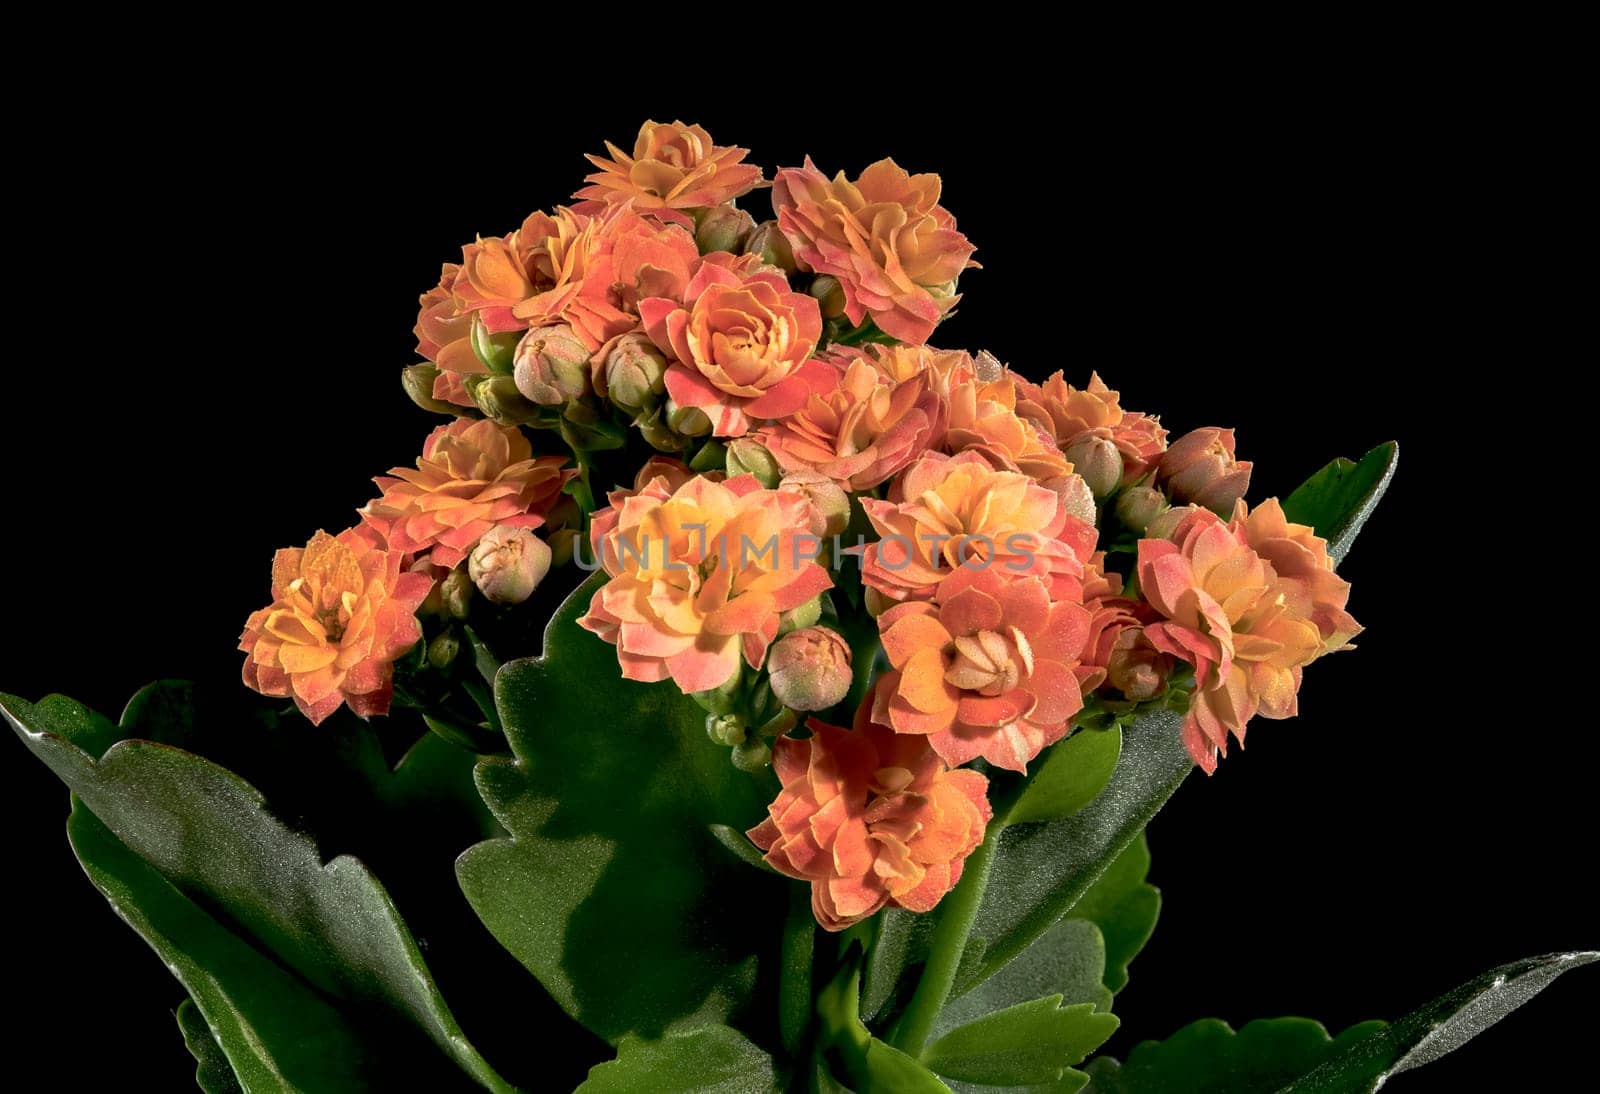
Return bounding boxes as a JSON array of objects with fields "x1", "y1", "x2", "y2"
[{"x1": 5, "y1": 119, "x2": 1592, "y2": 1093}]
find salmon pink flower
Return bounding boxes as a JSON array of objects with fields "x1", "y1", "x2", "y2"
[
  {"x1": 773, "y1": 158, "x2": 978, "y2": 344},
  {"x1": 872, "y1": 565, "x2": 1093, "y2": 771},
  {"x1": 1232, "y1": 498, "x2": 1361, "y2": 653},
  {"x1": 240, "y1": 527, "x2": 430, "y2": 725},
  {"x1": 640, "y1": 257, "x2": 832, "y2": 437},
  {"x1": 860, "y1": 451, "x2": 1095, "y2": 605},
  {"x1": 747, "y1": 710, "x2": 991, "y2": 930},
  {"x1": 363, "y1": 420, "x2": 573, "y2": 568},
  {"x1": 1018, "y1": 372, "x2": 1168, "y2": 487},
  {"x1": 1158, "y1": 427, "x2": 1253, "y2": 515},
  {"x1": 946, "y1": 377, "x2": 1073, "y2": 481},
  {"x1": 577, "y1": 474, "x2": 833, "y2": 693},
  {"x1": 576, "y1": 120, "x2": 765, "y2": 212}
]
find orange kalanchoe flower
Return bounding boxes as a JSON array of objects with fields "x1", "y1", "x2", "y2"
[
  {"x1": 1157, "y1": 427, "x2": 1252, "y2": 515},
  {"x1": 747, "y1": 708, "x2": 992, "y2": 930},
  {"x1": 1138, "y1": 506, "x2": 1327, "y2": 773},
  {"x1": 757, "y1": 345, "x2": 949, "y2": 491},
  {"x1": 575, "y1": 120, "x2": 765, "y2": 213},
  {"x1": 640, "y1": 255, "x2": 832, "y2": 437},
  {"x1": 873, "y1": 566, "x2": 1093, "y2": 771},
  {"x1": 577, "y1": 474, "x2": 833, "y2": 693},
  {"x1": 946, "y1": 377, "x2": 1074, "y2": 481},
  {"x1": 1017, "y1": 371, "x2": 1168, "y2": 487},
  {"x1": 773, "y1": 158, "x2": 978, "y2": 345},
  {"x1": 363, "y1": 419, "x2": 573, "y2": 568},
  {"x1": 240, "y1": 527, "x2": 430, "y2": 725},
  {"x1": 1232, "y1": 498, "x2": 1361, "y2": 654},
  {"x1": 860, "y1": 450, "x2": 1095, "y2": 605}
]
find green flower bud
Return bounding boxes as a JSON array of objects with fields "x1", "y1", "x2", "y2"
[
  {"x1": 401, "y1": 364, "x2": 467, "y2": 416},
  {"x1": 427, "y1": 631, "x2": 460, "y2": 670},
  {"x1": 707, "y1": 712, "x2": 746, "y2": 747},
  {"x1": 635, "y1": 407, "x2": 685, "y2": 452},
  {"x1": 745, "y1": 220, "x2": 797, "y2": 273},
  {"x1": 470, "y1": 313, "x2": 521, "y2": 374},
  {"x1": 1115, "y1": 485, "x2": 1169, "y2": 534},
  {"x1": 777, "y1": 594, "x2": 822, "y2": 636},
  {"x1": 694, "y1": 204, "x2": 756, "y2": 254},
  {"x1": 809, "y1": 275, "x2": 847, "y2": 319},
  {"x1": 468, "y1": 373, "x2": 540, "y2": 424},
  {"x1": 440, "y1": 569, "x2": 473, "y2": 621},
  {"x1": 514, "y1": 325, "x2": 591, "y2": 406},
  {"x1": 665, "y1": 398, "x2": 712, "y2": 438},
  {"x1": 546, "y1": 528, "x2": 579, "y2": 568},
  {"x1": 1064, "y1": 435, "x2": 1123, "y2": 499},
  {"x1": 602, "y1": 333, "x2": 668, "y2": 415},
  {"x1": 689, "y1": 440, "x2": 727, "y2": 473},
  {"x1": 725, "y1": 437, "x2": 782, "y2": 487},
  {"x1": 731, "y1": 736, "x2": 771, "y2": 772}
]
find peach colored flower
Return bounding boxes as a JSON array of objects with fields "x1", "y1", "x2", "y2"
[
  {"x1": 757, "y1": 346, "x2": 947, "y2": 491},
  {"x1": 584, "y1": 457, "x2": 712, "y2": 561},
  {"x1": 363, "y1": 420, "x2": 573, "y2": 568},
  {"x1": 1138, "y1": 507, "x2": 1322, "y2": 773},
  {"x1": 240, "y1": 527, "x2": 430, "y2": 725},
  {"x1": 868, "y1": 343, "x2": 977, "y2": 389},
  {"x1": 873, "y1": 565, "x2": 1093, "y2": 771},
  {"x1": 1158, "y1": 428, "x2": 1252, "y2": 514},
  {"x1": 773, "y1": 157, "x2": 977, "y2": 344},
  {"x1": 414, "y1": 266, "x2": 480, "y2": 408},
  {"x1": 747, "y1": 710, "x2": 991, "y2": 930},
  {"x1": 640, "y1": 256, "x2": 832, "y2": 437},
  {"x1": 1017, "y1": 372, "x2": 1168, "y2": 486},
  {"x1": 575, "y1": 120, "x2": 765, "y2": 212},
  {"x1": 947, "y1": 377, "x2": 1073, "y2": 481},
  {"x1": 1232, "y1": 497, "x2": 1361, "y2": 654},
  {"x1": 860, "y1": 451, "x2": 1096, "y2": 605},
  {"x1": 577, "y1": 474, "x2": 833, "y2": 693}
]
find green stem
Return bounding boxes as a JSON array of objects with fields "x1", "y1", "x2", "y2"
[
  {"x1": 888, "y1": 826, "x2": 999, "y2": 1058},
  {"x1": 779, "y1": 885, "x2": 817, "y2": 1056},
  {"x1": 460, "y1": 678, "x2": 503, "y2": 735}
]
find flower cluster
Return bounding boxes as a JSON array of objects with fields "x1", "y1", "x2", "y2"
[{"x1": 243, "y1": 119, "x2": 1363, "y2": 931}]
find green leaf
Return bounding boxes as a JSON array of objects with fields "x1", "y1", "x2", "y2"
[
  {"x1": 68, "y1": 800, "x2": 452, "y2": 1091},
  {"x1": 578, "y1": 1026, "x2": 778, "y2": 1093},
  {"x1": 935, "y1": 918, "x2": 1113, "y2": 1045},
  {"x1": 1006, "y1": 727, "x2": 1121, "y2": 827},
  {"x1": 926, "y1": 997, "x2": 1118, "y2": 1085},
  {"x1": 175, "y1": 999, "x2": 245, "y2": 1094},
  {"x1": 1063, "y1": 834, "x2": 1159, "y2": 996},
  {"x1": 1281, "y1": 441, "x2": 1397, "y2": 563},
  {"x1": 865, "y1": 1038, "x2": 954, "y2": 1092},
  {"x1": 1082, "y1": 1017, "x2": 1383, "y2": 1094},
  {"x1": 3, "y1": 692, "x2": 509, "y2": 1092},
  {"x1": 456, "y1": 572, "x2": 786, "y2": 1042}
]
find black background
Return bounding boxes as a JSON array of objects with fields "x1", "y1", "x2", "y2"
[{"x1": 5, "y1": 84, "x2": 1593, "y2": 1091}]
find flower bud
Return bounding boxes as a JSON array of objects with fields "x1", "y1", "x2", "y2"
[
  {"x1": 1144, "y1": 504, "x2": 1203, "y2": 542},
  {"x1": 665, "y1": 398, "x2": 713, "y2": 438},
  {"x1": 692, "y1": 664, "x2": 745, "y2": 716},
  {"x1": 440, "y1": 568, "x2": 474, "y2": 620},
  {"x1": 694, "y1": 204, "x2": 757, "y2": 254},
  {"x1": 1157, "y1": 427, "x2": 1253, "y2": 515},
  {"x1": 864, "y1": 586, "x2": 895, "y2": 618},
  {"x1": 635, "y1": 406, "x2": 685, "y2": 452},
  {"x1": 731, "y1": 735, "x2": 771, "y2": 772},
  {"x1": 470, "y1": 313, "x2": 521, "y2": 374},
  {"x1": 777, "y1": 595, "x2": 823, "y2": 636},
  {"x1": 1115, "y1": 485, "x2": 1169, "y2": 534},
  {"x1": 469, "y1": 374, "x2": 540, "y2": 424},
  {"x1": 402, "y1": 364, "x2": 465, "y2": 416},
  {"x1": 766, "y1": 626, "x2": 852, "y2": 711},
  {"x1": 427, "y1": 631, "x2": 460, "y2": 670},
  {"x1": 973, "y1": 349, "x2": 1005, "y2": 383},
  {"x1": 1065, "y1": 435, "x2": 1123, "y2": 499},
  {"x1": 411, "y1": 559, "x2": 445, "y2": 616},
  {"x1": 468, "y1": 526, "x2": 551, "y2": 605},
  {"x1": 745, "y1": 220, "x2": 797, "y2": 273},
  {"x1": 725, "y1": 437, "x2": 782, "y2": 488},
  {"x1": 1106, "y1": 627, "x2": 1174, "y2": 702},
  {"x1": 547, "y1": 527, "x2": 579, "y2": 568},
  {"x1": 809, "y1": 275, "x2": 847, "y2": 319},
  {"x1": 1044, "y1": 473, "x2": 1097, "y2": 527},
  {"x1": 514, "y1": 325, "x2": 592, "y2": 406},
  {"x1": 779, "y1": 470, "x2": 850, "y2": 538},
  {"x1": 706, "y1": 712, "x2": 747, "y2": 747},
  {"x1": 601, "y1": 333, "x2": 669, "y2": 415}
]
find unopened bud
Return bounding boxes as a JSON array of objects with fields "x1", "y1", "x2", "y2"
[
  {"x1": 441, "y1": 569, "x2": 473, "y2": 620},
  {"x1": 1115, "y1": 486, "x2": 1169, "y2": 534},
  {"x1": 864, "y1": 586, "x2": 895, "y2": 618},
  {"x1": 809, "y1": 275, "x2": 847, "y2": 319},
  {"x1": 402, "y1": 364, "x2": 463, "y2": 416},
  {"x1": 777, "y1": 595, "x2": 823, "y2": 636},
  {"x1": 1065, "y1": 435, "x2": 1123, "y2": 499},
  {"x1": 412, "y1": 559, "x2": 445, "y2": 616},
  {"x1": 694, "y1": 204, "x2": 756, "y2": 254},
  {"x1": 427, "y1": 631, "x2": 460, "y2": 670},
  {"x1": 766, "y1": 626, "x2": 852, "y2": 712},
  {"x1": 1158, "y1": 428, "x2": 1252, "y2": 515},
  {"x1": 1107, "y1": 627, "x2": 1175, "y2": 702},
  {"x1": 468, "y1": 527, "x2": 551, "y2": 605},
  {"x1": 706, "y1": 712, "x2": 746, "y2": 747},
  {"x1": 514, "y1": 325, "x2": 592, "y2": 406},
  {"x1": 1046, "y1": 473, "x2": 1097, "y2": 527},
  {"x1": 470, "y1": 313, "x2": 521, "y2": 374},
  {"x1": 547, "y1": 528, "x2": 579, "y2": 568},
  {"x1": 745, "y1": 221, "x2": 797, "y2": 273},
  {"x1": 602, "y1": 333, "x2": 668, "y2": 414},
  {"x1": 635, "y1": 406, "x2": 685, "y2": 452},
  {"x1": 1144, "y1": 504, "x2": 1203, "y2": 542},
  {"x1": 665, "y1": 398, "x2": 712, "y2": 438},
  {"x1": 973, "y1": 350, "x2": 1005, "y2": 383},
  {"x1": 779, "y1": 470, "x2": 850, "y2": 538},
  {"x1": 469, "y1": 373, "x2": 539, "y2": 424},
  {"x1": 731, "y1": 736, "x2": 771, "y2": 772},
  {"x1": 726, "y1": 437, "x2": 782, "y2": 487}
]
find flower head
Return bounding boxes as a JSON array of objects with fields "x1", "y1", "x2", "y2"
[
  {"x1": 1232, "y1": 498, "x2": 1361, "y2": 654},
  {"x1": 641, "y1": 256, "x2": 831, "y2": 437},
  {"x1": 1017, "y1": 372, "x2": 1167, "y2": 486},
  {"x1": 363, "y1": 420, "x2": 573, "y2": 568},
  {"x1": 747, "y1": 710, "x2": 991, "y2": 930},
  {"x1": 860, "y1": 451, "x2": 1095, "y2": 605},
  {"x1": 468, "y1": 526, "x2": 552, "y2": 605},
  {"x1": 576, "y1": 120, "x2": 765, "y2": 212},
  {"x1": 946, "y1": 377, "x2": 1073, "y2": 481},
  {"x1": 1158, "y1": 427, "x2": 1252, "y2": 515},
  {"x1": 773, "y1": 158, "x2": 977, "y2": 344},
  {"x1": 577, "y1": 474, "x2": 833, "y2": 693},
  {"x1": 872, "y1": 565, "x2": 1093, "y2": 771},
  {"x1": 240, "y1": 527, "x2": 430, "y2": 724}
]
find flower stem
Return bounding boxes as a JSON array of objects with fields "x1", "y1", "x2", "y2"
[{"x1": 887, "y1": 826, "x2": 999, "y2": 1057}]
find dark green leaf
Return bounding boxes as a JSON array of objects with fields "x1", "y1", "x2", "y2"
[
  {"x1": 1006, "y1": 728, "x2": 1121, "y2": 827},
  {"x1": 3, "y1": 692, "x2": 508, "y2": 1092},
  {"x1": 577, "y1": 1026, "x2": 778, "y2": 1093},
  {"x1": 1063, "y1": 835, "x2": 1159, "y2": 996},
  {"x1": 935, "y1": 918, "x2": 1113, "y2": 1045},
  {"x1": 865, "y1": 1038, "x2": 953, "y2": 1092},
  {"x1": 175, "y1": 998, "x2": 246, "y2": 1094},
  {"x1": 456, "y1": 573, "x2": 786, "y2": 1042},
  {"x1": 1082, "y1": 1017, "x2": 1383, "y2": 1094},
  {"x1": 1281, "y1": 441, "x2": 1397, "y2": 563},
  {"x1": 926, "y1": 997, "x2": 1117, "y2": 1085}
]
